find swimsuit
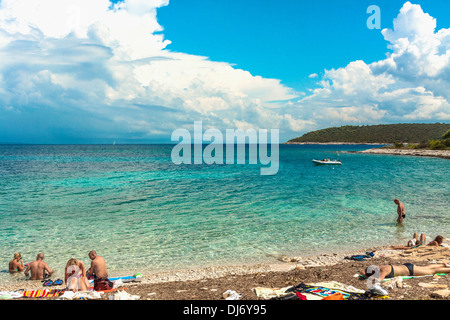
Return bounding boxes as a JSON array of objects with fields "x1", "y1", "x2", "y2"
[
  {"x1": 386, "y1": 265, "x2": 395, "y2": 278},
  {"x1": 386, "y1": 263, "x2": 415, "y2": 278},
  {"x1": 403, "y1": 263, "x2": 414, "y2": 276}
]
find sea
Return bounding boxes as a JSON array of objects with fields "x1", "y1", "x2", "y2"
[{"x1": 0, "y1": 144, "x2": 449, "y2": 284}]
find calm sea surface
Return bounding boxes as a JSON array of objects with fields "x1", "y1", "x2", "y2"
[{"x1": 1, "y1": 144, "x2": 449, "y2": 283}]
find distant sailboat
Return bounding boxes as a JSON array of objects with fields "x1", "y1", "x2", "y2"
[{"x1": 113, "y1": 140, "x2": 116, "y2": 145}]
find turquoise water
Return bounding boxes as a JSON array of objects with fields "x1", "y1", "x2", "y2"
[{"x1": 0, "y1": 144, "x2": 449, "y2": 283}]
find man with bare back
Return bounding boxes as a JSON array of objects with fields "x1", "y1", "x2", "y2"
[
  {"x1": 24, "y1": 253, "x2": 54, "y2": 280},
  {"x1": 87, "y1": 250, "x2": 108, "y2": 279}
]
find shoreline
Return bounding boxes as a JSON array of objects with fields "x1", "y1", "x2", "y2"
[
  {"x1": 359, "y1": 147, "x2": 450, "y2": 160},
  {"x1": 0, "y1": 246, "x2": 387, "y2": 292},
  {"x1": 121, "y1": 246, "x2": 394, "y2": 285},
  {"x1": 281, "y1": 141, "x2": 450, "y2": 160},
  {"x1": 3, "y1": 242, "x2": 450, "y2": 300},
  {"x1": 0, "y1": 246, "x2": 377, "y2": 292},
  {"x1": 283, "y1": 142, "x2": 390, "y2": 145}
]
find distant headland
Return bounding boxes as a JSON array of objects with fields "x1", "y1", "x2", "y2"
[
  {"x1": 284, "y1": 123, "x2": 450, "y2": 145},
  {"x1": 284, "y1": 123, "x2": 450, "y2": 159}
]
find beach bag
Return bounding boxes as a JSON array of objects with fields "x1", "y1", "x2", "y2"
[{"x1": 94, "y1": 277, "x2": 114, "y2": 291}]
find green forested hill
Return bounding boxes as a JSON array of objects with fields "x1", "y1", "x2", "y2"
[{"x1": 287, "y1": 123, "x2": 450, "y2": 144}]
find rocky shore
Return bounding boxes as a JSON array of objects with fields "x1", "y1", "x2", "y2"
[
  {"x1": 359, "y1": 148, "x2": 450, "y2": 159},
  {"x1": 283, "y1": 142, "x2": 389, "y2": 145},
  {"x1": 124, "y1": 245, "x2": 450, "y2": 301}
]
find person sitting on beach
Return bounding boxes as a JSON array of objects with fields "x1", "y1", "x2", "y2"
[
  {"x1": 9, "y1": 253, "x2": 25, "y2": 273},
  {"x1": 87, "y1": 250, "x2": 108, "y2": 279},
  {"x1": 363, "y1": 262, "x2": 450, "y2": 281},
  {"x1": 87, "y1": 251, "x2": 112, "y2": 291},
  {"x1": 24, "y1": 253, "x2": 54, "y2": 280},
  {"x1": 65, "y1": 258, "x2": 90, "y2": 292}
]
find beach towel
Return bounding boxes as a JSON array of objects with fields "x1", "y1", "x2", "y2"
[
  {"x1": 109, "y1": 290, "x2": 140, "y2": 300},
  {"x1": 0, "y1": 291, "x2": 23, "y2": 299},
  {"x1": 58, "y1": 290, "x2": 103, "y2": 300},
  {"x1": 88, "y1": 285, "x2": 127, "y2": 293},
  {"x1": 312, "y1": 281, "x2": 366, "y2": 293},
  {"x1": 23, "y1": 289, "x2": 66, "y2": 298},
  {"x1": 252, "y1": 286, "x2": 321, "y2": 300},
  {"x1": 286, "y1": 283, "x2": 369, "y2": 300},
  {"x1": 252, "y1": 286, "x2": 294, "y2": 300},
  {"x1": 359, "y1": 273, "x2": 447, "y2": 281}
]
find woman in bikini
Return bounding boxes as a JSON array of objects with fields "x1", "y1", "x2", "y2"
[
  {"x1": 65, "y1": 258, "x2": 90, "y2": 292},
  {"x1": 8, "y1": 253, "x2": 25, "y2": 273},
  {"x1": 364, "y1": 263, "x2": 450, "y2": 281}
]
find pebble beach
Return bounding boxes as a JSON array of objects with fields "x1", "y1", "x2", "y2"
[{"x1": 3, "y1": 243, "x2": 450, "y2": 301}]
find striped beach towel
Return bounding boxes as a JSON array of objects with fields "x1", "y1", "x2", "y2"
[
  {"x1": 286, "y1": 283, "x2": 369, "y2": 300},
  {"x1": 23, "y1": 289, "x2": 66, "y2": 298}
]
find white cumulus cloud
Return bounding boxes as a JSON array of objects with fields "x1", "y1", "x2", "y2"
[
  {"x1": 0, "y1": 0, "x2": 299, "y2": 143},
  {"x1": 296, "y1": 1, "x2": 450, "y2": 130}
]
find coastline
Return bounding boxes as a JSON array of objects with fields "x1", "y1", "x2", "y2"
[
  {"x1": 283, "y1": 141, "x2": 389, "y2": 145},
  {"x1": 359, "y1": 147, "x2": 450, "y2": 160},
  {"x1": 282, "y1": 141, "x2": 450, "y2": 160}
]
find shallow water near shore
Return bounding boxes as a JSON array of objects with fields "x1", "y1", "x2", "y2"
[{"x1": 0, "y1": 144, "x2": 449, "y2": 285}]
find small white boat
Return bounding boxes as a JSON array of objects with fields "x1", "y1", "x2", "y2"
[{"x1": 313, "y1": 159, "x2": 342, "y2": 165}]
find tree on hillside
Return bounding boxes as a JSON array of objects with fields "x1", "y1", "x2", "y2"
[{"x1": 442, "y1": 129, "x2": 450, "y2": 140}]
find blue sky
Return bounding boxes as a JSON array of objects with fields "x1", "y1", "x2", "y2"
[
  {"x1": 1, "y1": 0, "x2": 450, "y2": 143},
  {"x1": 157, "y1": 0, "x2": 450, "y2": 90},
  {"x1": 158, "y1": 0, "x2": 389, "y2": 90}
]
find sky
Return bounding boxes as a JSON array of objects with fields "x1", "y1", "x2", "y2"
[{"x1": 0, "y1": 0, "x2": 450, "y2": 143}]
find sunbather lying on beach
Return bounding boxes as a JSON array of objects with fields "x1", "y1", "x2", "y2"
[
  {"x1": 363, "y1": 263, "x2": 450, "y2": 281},
  {"x1": 391, "y1": 233, "x2": 445, "y2": 250},
  {"x1": 428, "y1": 235, "x2": 445, "y2": 247}
]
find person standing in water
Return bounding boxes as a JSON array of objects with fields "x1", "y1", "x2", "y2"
[{"x1": 394, "y1": 198, "x2": 405, "y2": 224}]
